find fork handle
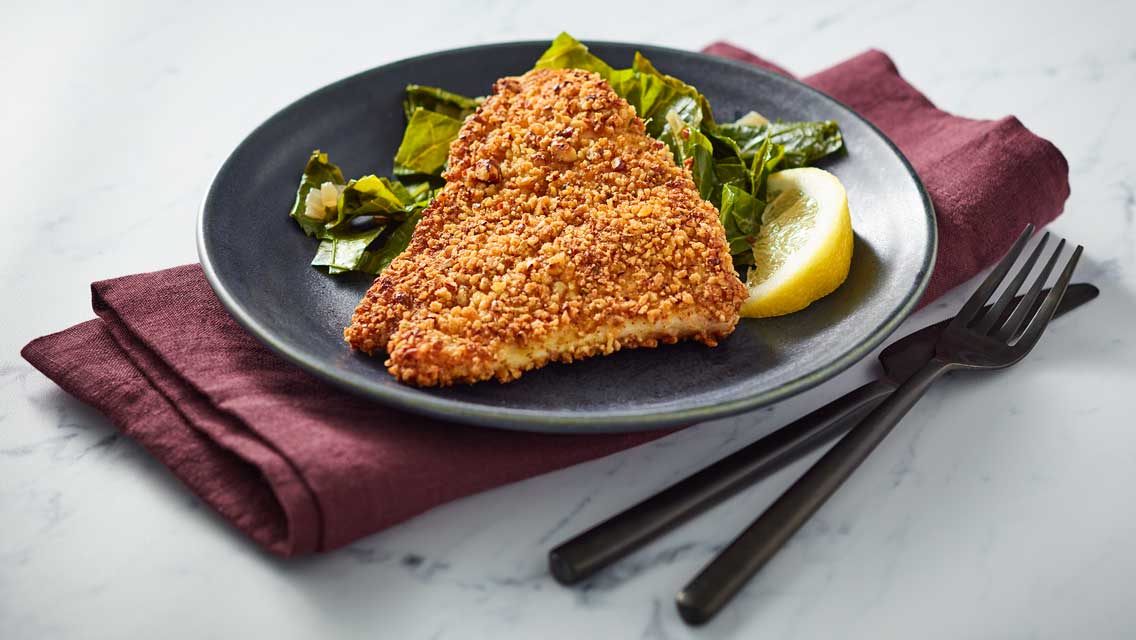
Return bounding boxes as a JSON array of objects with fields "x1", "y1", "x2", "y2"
[
  {"x1": 676, "y1": 357, "x2": 953, "y2": 625},
  {"x1": 548, "y1": 379, "x2": 895, "y2": 584}
]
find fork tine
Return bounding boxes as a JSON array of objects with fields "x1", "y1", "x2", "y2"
[
  {"x1": 994, "y1": 238, "x2": 1066, "y2": 341},
  {"x1": 1007, "y1": 246, "x2": 1082, "y2": 351},
  {"x1": 949, "y1": 224, "x2": 1035, "y2": 328},
  {"x1": 973, "y1": 232, "x2": 1050, "y2": 334}
]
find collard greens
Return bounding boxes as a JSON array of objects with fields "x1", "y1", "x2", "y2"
[
  {"x1": 289, "y1": 150, "x2": 345, "y2": 238},
  {"x1": 291, "y1": 150, "x2": 432, "y2": 274},
  {"x1": 393, "y1": 108, "x2": 464, "y2": 176},
  {"x1": 403, "y1": 85, "x2": 482, "y2": 121},
  {"x1": 288, "y1": 33, "x2": 845, "y2": 275},
  {"x1": 534, "y1": 33, "x2": 844, "y2": 265}
]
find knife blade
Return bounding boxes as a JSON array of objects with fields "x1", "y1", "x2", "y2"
[{"x1": 549, "y1": 283, "x2": 1099, "y2": 585}]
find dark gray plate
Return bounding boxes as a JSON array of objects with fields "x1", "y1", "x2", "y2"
[{"x1": 198, "y1": 41, "x2": 935, "y2": 433}]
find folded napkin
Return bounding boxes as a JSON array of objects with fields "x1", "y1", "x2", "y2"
[{"x1": 21, "y1": 46, "x2": 1069, "y2": 557}]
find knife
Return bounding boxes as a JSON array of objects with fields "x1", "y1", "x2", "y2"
[{"x1": 549, "y1": 283, "x2": 1099, "y2": 585}]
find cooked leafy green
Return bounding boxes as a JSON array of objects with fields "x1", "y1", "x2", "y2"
[
  {"x1": 330, "y1": 175, "x2": 412, "y2": 229},
  {"x1": 289, "y1": 151, "x2": 433, "y2": 274},
  {"x1": 289, "y1": 33, "x2": 846, "y2": 276},
  {"x1": 622, "y1": 54, "x2": 714, "y2": 138},
  {"x1": 355, "y1": 211, "x2": 424, "y2": 274},
  {"x1": 717, "y1": 132, "x2": 782, "y2": 261},
  {"x1": 532, "y1": 33, "x2": 844, "y2": 266},
  {"x1": 401, "y1": 180, "x2": 434, "y2": 203},
  {"x1": 718, "y1": 185, "x2": 759, "y2": 265},
  {"x1": 716, "y1": 120, "x2": 843, "y2": 168},
  {"x1": 748, "y1": 132, "x2": 783, "y2": 201},
  {"x1": 393, "y1": 85, "x2": 482, "y2": 177},
  {"x1": 290, "y1": 150, "x2": 345, "y2": 238},
  {"x1": 533, "y1": 32, "x2": 615, "y2": 77},
  {"x1": 666, "y1": 111, "x2": 717, "y2": 202},
  {"x1": 311, "y1": 228, "x2": 385, "y2": 274},
  {"x1": 393, "y1": 108, "x2": 464, "y2": 176},
  {"x1": 403, "y1": 85, "x2": 482, "y2": 120}
]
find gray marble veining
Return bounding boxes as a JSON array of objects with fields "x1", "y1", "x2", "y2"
[{"x1": 2, "y1": 0, "x2": 1135, "y2": 638}]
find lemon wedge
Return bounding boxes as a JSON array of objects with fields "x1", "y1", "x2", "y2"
[{"x1": 740, "y1": 167, "x2": 853, "y2": 318}]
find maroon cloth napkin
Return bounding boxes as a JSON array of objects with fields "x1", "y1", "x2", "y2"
[{"x1": 21, "y1": 47, "x2": 1069, "y2": 557}]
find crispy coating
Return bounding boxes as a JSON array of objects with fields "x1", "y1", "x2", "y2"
[{"x1": 344, "y1": 68, "x2": 748, "y2": 385}]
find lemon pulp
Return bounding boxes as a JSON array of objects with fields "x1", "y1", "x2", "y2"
[{"x1": 739, "y1": 167, "x2": 853, "y2": 318}]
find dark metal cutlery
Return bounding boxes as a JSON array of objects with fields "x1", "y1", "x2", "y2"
[
  {"x1": 549, "y1": 227, "x2": 1091, "y2": 625},
  {"x1": 548, "y1": 285, "x2": 1095, "y2": 585},
  {"x1": 674, "y1": 226, "x2": 1082, "y2": 623}
]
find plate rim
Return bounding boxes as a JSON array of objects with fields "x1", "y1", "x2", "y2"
[{"x1": 197, "y1": 39, "x2": 937, "y2": 433}]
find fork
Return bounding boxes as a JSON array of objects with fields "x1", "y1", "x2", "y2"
[{"x1": 675, "y1": 225, "x2": 1083, "y2": 625}]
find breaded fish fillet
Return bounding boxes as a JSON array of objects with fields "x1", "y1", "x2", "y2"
[{"x1": 345, "y1": 68, "x2": 748, "y2": 386}]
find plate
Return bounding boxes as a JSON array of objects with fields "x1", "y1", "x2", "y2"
[{"x1": 198, "y1": 41, "x2": 935, "y2": 433}]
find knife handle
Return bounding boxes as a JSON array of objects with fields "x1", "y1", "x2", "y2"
[{"x1": 548, "y1": 379, "x2": 895, "y2": 585}]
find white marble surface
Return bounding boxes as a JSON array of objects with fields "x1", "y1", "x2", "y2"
[{"x1": 3, "y1": 0, "x2": 1135, "y2": 637}]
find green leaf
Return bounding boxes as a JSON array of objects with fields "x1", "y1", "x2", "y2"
[
  {"x1": 533, "y1": 32, "x2": 615, "y2": 78},
  {"x1": 310, "y1": 227, "x2": 385, "y2": 272},
  {"x1": 356, "y1": 211, "x2": 424, "y2": 274},
  {"x1": 403, "y1": 85, "x2": 482, "y2": 121},
  {"x1": 716, "y1": 129, "x2": 785, "y2": 266},
  {"x1": 717, "y1": 120, "x2": 844, "y2": 167},
  {"x1": 289, "y1": 150, "x2": 345, "y2": 238},
  {"x1": 705, "y1": 129, "x2": 749, "y2": 203},
  {"x1": 289, "y1": 150, "x2": 434, "y2": 275},
  {"x1": 706, "y1": 127, "x2": 746, "y2": 160},
  {"x1": 713, "y1": 158, "x2": 750, "y2": 199},
  {"x1": 714, "y1": 123, "x2": 767, "y2": 161},
  {"x1": 329, "y1": 175, "x2": 412, "y2": 230},
  {"x1": 666, "y1": 112, "x2": 717, "y2": 203},
  {"x1": 627, "y1": 53, "x2": 713, "y2": 137},
  {"x1": 768, "y1": 120, "x2": 844, "y2": 168},
  {"x1": 749, "y1": 134, "x2": 772, "y2": 199},
  {"x1": 310, "y1": 198, "x2": 431, "y2": 275},
  {"x1": 718, "y1": 184, "x2": 759, "y2": 265},
  {"x1": 393, "y1": 108, "x2": 464, "y2": 176},
  {"x1": 401, "y1": 181, "x2": 434, "y2": 203}
]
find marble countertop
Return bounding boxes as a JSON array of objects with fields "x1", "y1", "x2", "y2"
[{"x1": 3, "y1": 0, "x2": 1134, "y2": 637}]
